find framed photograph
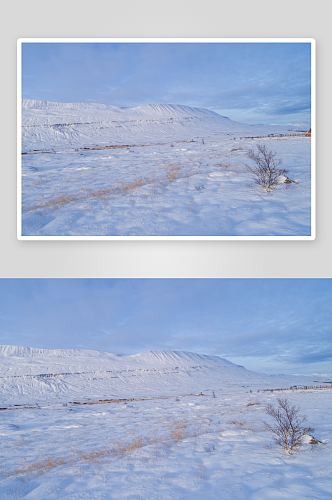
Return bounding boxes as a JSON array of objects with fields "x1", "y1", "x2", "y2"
[{"x1": 18, "y1": 39, "x2": 315, "y2": 240}]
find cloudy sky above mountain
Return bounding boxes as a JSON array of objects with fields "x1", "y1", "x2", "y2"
[
  {"x1": 21, "y1": 41, "x2": 312, "y2": 125},
  {"x1": 0, "y1": 279, "x2": 330, "y2": 375}
]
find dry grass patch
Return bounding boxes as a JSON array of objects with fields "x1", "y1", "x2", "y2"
[
  {"x1": 22, "y1": 152, "x2": 235, "y2": 216},
  {"x1": 246, "y1": 401, "x2": 261, "y2": 407},
  {"x1": 3, "y1": 417, "x2": 208, "y2": 479},
  {"x1": 22, "y1": 162, "x2": 190, "y2": 214},
  {"x1": 227, "y1": 420, "x2": 247, "y2": 429}
]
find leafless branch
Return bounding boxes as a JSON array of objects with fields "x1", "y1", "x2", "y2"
[
  {"x1": 264, "y1": 398, "x2": 314, "y2": 452},
  {"x1": 246, "y1": 144, "x2": 288, "y2": 190}
]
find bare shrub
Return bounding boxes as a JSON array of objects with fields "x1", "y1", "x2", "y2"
[
  {"x1": 264, "y1": 398, "x2": 313, "y2": 452},
  {"x1": 246, "y1": 144, "x2": 287, "y2": 190}
]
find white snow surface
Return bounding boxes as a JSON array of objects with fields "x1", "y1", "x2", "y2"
[
  {"x1": 1, "y1": 346, "x2": 331, "y2": 499},
  {"x1": 21, "y1": 100, "x2": 311, "y2": 237}
]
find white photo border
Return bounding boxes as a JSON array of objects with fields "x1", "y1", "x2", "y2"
[{"x1": 17, "y1": 38, "x2": 316, "y2": 241}]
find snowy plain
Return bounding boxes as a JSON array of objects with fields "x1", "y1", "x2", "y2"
[
  {"x1": 1, "y1": 345, "x2": 331, "y2": 499},
  {"x1": 20, "y1": 100, "x2": 312, "y2": 238}
]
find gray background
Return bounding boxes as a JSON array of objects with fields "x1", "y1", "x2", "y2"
[{"x1": 1, "y1": 0, "x2": 331, "y2": 278}]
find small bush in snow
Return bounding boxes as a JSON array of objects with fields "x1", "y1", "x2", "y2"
[
  {"x1": 246, "y1": 144, "x2": 288, "y2": 190},
  {"x1": 264, "y1": 398, "x2": 314, "y2": 452}
]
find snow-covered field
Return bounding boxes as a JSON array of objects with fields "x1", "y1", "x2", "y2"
[
  {"x1": 20, "y1": 100, "x2": 312, "y2": 238},
  {"x1": 1, "y1": 346, "x2": 330, "y2": 499}
]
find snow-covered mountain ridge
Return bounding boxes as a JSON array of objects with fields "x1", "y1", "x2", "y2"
[
  {"x1": 0, "y1": 345, "x2": 237, "y2": 372},
  {"x1": 0, "y1": 345, "x2": 262, "y2": 405},
  {"x1": 21, "y1": 99, "x2": 300, "y2": 154},
  {"x1": 22, "y1": 100, "x2": 223, "y2": 118},
  {"x1": 0, "y1": 344, "x2": 122, "y2": 359},
  {"x1": 0, "y1": 345, "x2": 325, "y2": 408}
]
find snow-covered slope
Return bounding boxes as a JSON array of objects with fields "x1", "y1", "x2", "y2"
[
  {"x1": 0, "y1": 346, "x2": 323, "y2": 406},
  {"x1": 0, "y1": 345, "x2": 243, "y2": 377},
  {"x1": 22, "y1": 100, "x2": 221, "y2": 117},
  {"x1": 0, "y1": 344, "x2": 122, "y2": 360},
  {"x1": 132, "y1": 103, "x2": 222, "y2": 117},
  {"x1": 22, "y1": 100, "x2": 122, "y2": 111},
  {"x1": 21, "y1": 99, "x2": 299, "y2": 153}
]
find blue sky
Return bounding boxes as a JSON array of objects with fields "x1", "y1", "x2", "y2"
[
  {"x1": 0, "y1": 279, "x2": 330, "y2": 375},
  {"x1": 21, "y1": 41, "x2": 311, "y2": 125}
]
